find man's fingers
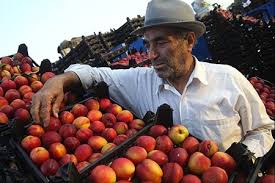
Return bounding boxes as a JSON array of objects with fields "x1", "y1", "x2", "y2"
[
  {"x1": 52, "y1": 94, "x2": 64, "y2": 118},
  {"x1": 39, "y1": 94, "x2": 52, "y2": 127},
  {"x1": 30, "y1": 95, "x2": 41, "y2": 124}
]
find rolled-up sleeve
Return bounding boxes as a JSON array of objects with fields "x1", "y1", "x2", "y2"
[{"x1": 65, "y1": 64, "x2": 103, "y2": 90}]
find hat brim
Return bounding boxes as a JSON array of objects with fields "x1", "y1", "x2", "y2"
[{"x1": 131, "y1": 21, "x2": 206, "y2": 38}]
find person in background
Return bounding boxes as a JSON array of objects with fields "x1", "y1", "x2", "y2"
[{"x1": 31, "y1": 0, "x2": 274, "y2": 158}]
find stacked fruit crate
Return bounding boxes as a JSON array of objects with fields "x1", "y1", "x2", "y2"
[{"x1": 202, "y1": 5, "x2": 275, "y2": 83}]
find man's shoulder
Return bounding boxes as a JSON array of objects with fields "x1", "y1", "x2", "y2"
[{"x1": 200, "y1": 62, "x2": 240, "y2": 76}]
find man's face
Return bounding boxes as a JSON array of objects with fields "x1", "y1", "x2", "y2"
[{"x1": 144, "y1": 27, "x2": 190, "y2": 81}]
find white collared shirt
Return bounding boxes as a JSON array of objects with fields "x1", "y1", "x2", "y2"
[{"x1": 65, "y1": 58, "x2": 274, "y2": 157}]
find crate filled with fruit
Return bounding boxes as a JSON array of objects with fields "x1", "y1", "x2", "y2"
[
  {"x1": 248, "y1": 76, "x2": 275, "y2": 119},
  {"x1": 72, "y1": 104, "x2": 253, "y2": 183},
  {"x1": 0, "y1": 52, "x2": 56, "y2": 134},
  {"x1": 9, "y1": 82, "x2": 155, "y2": 183}
]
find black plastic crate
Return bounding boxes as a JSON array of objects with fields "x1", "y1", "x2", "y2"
[
  {"x1": 9, "y1": 82, "x2": 156, "y2": 183},
  {"x1": 248, "y1": 142, "x2": 275, "y2": 183}
]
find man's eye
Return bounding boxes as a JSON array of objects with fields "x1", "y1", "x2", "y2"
[{"x1": 157, "y1": 41, "x2": 168, "y2": 45}]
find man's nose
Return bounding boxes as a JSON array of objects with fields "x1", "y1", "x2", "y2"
[{"x1": 148, "y1": 50, "x2": 159, "y2": 60}]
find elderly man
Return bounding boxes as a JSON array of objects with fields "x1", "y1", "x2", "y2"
[{"x1": 31, "y1": 0, "x2": 274, "y2": 157}]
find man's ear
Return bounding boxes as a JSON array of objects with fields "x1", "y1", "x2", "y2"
[{"x1": 186, "y1": 32, "x2": 196, "y2": 52}]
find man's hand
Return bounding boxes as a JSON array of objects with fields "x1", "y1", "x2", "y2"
[{"x1": 30, "y1": 72, "x2": 81, "y2": 127}]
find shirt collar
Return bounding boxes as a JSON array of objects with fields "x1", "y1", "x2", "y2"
[{"x1": 155, "y1": 56, "x2": 208, "y2": 94}]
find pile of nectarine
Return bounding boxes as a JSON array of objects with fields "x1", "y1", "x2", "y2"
[
  {"x1": 0, "y1": 55, "x2": 56, "y2": 126},
  {"x1": 249, "y1": 77, "x2": 275, "y2": 119},
  {"x1": 89, "y1": 124, "x2": 237, "y2": 183},
  {"x1": 20, "y1": 97, "x2": 147, "y2": 177}
]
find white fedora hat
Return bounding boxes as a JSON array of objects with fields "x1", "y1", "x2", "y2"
[{"x1": 131, "y1": 0, "x2": 206, "y2": 37}]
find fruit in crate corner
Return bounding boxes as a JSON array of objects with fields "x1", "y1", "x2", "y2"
[
  {"x1": 202, "y1": 166, "x2": 228, "y2": 183},
  {"x1": 90, "y1": 120, "x2": 105, "y2": 134},
  {"x1": 113, "y1": 122, "x2": 128, "y2": 134},
  {"x1": 42, "y1": 131, "x2": 62, "y2": 148},
  {"x1": 27, "y1": 124, "x2": 45, "y2": 137},
  {"x1": 188, "y1": 152, "x2": 211, "y2": 175},
  {"x1": 63, "y1": 137, "x2": 80, "y2": 152},
  {"x1": 88, "y1": 136, "x2": 108, "y2": 152},
  {"x1": 233, "y1": 172, "x2": 248, "y2": 183},
  {"x1": 14, "y1": 75, "x2": 29, "y2": 87},
  {"x1": 149, "y1": 125, "x2": 168, "y2": 138},
  {"x1": 101, "y1": 142, "x2": 116, "y2": 154},
  {"x1": 181, "y1": 136, "x2": 200, "y2": 154},
  {"x1": 45, "y1": 116, "x2": 61, "y2": 131},
  {"x1": 88, "y1": 153, "x2": 103, "y2": 163},
  {"x1": 125, "y1": 146, "x2": 147, "y2": 164},
  {"x1": 74, "y1": 144, "x2": 93, "y2": 162},
  {"x1": 60, "y1": 111, "x2": 75, "y2": 124},
  {"x1": 0, "y1": 111, "x2": 9, "y2": 124},
  {"x1": 30, "y1": 80, "x2": 43, "y2": 92},
  {"x1": 107, "y1": 104, "x2": 122, "y2": 116},
  {"x1": 168, "y1": 147, "x2": 189, "y2": 167},
  {"x1": 101, "y1": 113, "x2": 117, "y2": 127},
  {"x1": 116, "y1": 110, "x2": 134, "y2": 123},
  {"x1": 30, "y1": 147, "x2": 50, "y2": 165},
  {"x1": 136, "y1": 159, "x2": 163, "y2": 183},
  {"x1": 102, "y1": 128, "x2": 117, "y2": 142},
  {"x1": 99, "y1": 98, "x2": 112, "y2": 110},
  {"x1": 198, "y1": 140, "x2": 219, "y2": 157},
  {"x1": 73, "y1": 116, "x2": 90, "y2": 129},
  {"x1": 89, "y1": 165, "x2": 116, "y2": 183},
  {"x1": 40, "y1": 159, "x2": 60, "y2": 176},
  {"x1": 58, "y1": 124, "x2": 77, "y2": 138},
  {"x1": 59, "y1": 154, "x2": 78, "y2": 166},
  {"x1": 168, "y1": 124, "x2": 189, "y2": 145},
  {"x1": 21, "y1": 135, "x2": 41, "y2": 152},
  {"x1": 76, "y1": 128, "x2": 93, "y2": 143},
  {"x1": 211, "y1": 151, "x2": 236, "y2": 175},
  {"x1": 71, "y1": 103, "x2": 88, "y2": 117},
  {"x1": 181, "y1": 174, "x2": 202, "y2": 183},
  {"x1": 111, "y1": 158, "x2": 135, "y2": 181},
  {"x1": 155, "y1": 135, "x2": 173, "y2": 154},
  {"x1": 41, "y1": 72, "x2": 55, "y2": 83},
  {"x1": 148, "y1": 150, "x2": 168, "y2": 166},
  {"x1": 129, "y1": 119, "x2": 145, "y2": 130},
  {"x1": 76, "y1": 161, "x2": 90, "y2": 172},
  {"x1": 84, "y1": 98, "x2": 100, "y2": 110},
  {"x1": 87, "y1": 110, "x2": 102, "y2": 122},
  {"x1": 5, "y1": 89, "x2": 20, "y2": 102},
  {"x1": 14, "y1": 108, "x2": 31, "y2": 123},
  {"x1": 257, "y1": 175, "x2": 275, "y2": 183},
  {"x1": 113, "y1": 134, "x2": 128, "y2": 145},
  {"x1": 136, "y1": 135, "x2": 156, "y2": 152},
  {"x1": 162, "y1": 162, "x2": 184, "y2": 183}
]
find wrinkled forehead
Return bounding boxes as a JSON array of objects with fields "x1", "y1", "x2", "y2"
[{"x1": 143, "y1": 27, "x2": 177, "y2": 41}]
